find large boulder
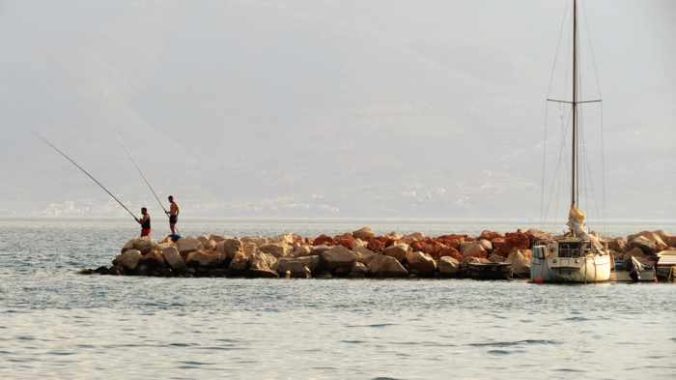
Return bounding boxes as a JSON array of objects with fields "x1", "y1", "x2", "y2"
[
  {"x1": 507, "y1": 249, "x2": 531, "y2": 277},
  {"x1": 335, "y1": 234, "x2": 357, "y2": 250},
  {"x1": 438, "y1": 247, "x2": 463, "y2": 261},
  {"x1": 349, "y1": 262, "x2": 369, "y2": 278},
  {"x1": 438, "y1": 256, "x2": 461, "y2": 277},
  {"x1": 186, "y1": 250, "x2": 227, "y2": 267},
  {"x1": 113, "y1": 249, "x2": 142, "y2": 271},
  {"x1": 621, "y1": 246, "x2": 650, "y2": 262},
  {"x1": 405, "y1": 251, "x2": 436, "y2": 276},
  {"x1": 382, "y1": 243, "x2": 409, "y2": 261},
  {"x1": 313, "y1": 234, "x2": 335, "y2": 246},
  {"x1": 608, "y1": 237, "x2": 628, "y2": 252},
  {"x1": 277, "y1": 257, "x2": 314, "y2": 278},
  {"x1": 217, "y1": 238, "x2": 242, "y2": 259},
  {"x1": 176, "y1": 237, "x2": 203, "y2": 256},
  {"x1": 197, "y1": 236, "x2": 216, "y2": 251},
  {"x1": 228, "y1": 251, "x2": 250, "y2": 272},
  {"x1": 121, "y1": 238, "x2": 155, "y2": 255},
  {"x1": 628, "y1": 235, "x2": 659, "y2": 255},
  {"x1": 352, "y1": 226, "x2": 376, "y2": 240},
  {"x1": 478, "y1": 239, "x2": 493, "y2": 252},
  {"x1": 249, "y1": 252, "x2": 279, "y2": 278},
  {"x1": 354, "y1": 246, "x2": 377, "y2": 265},
  {"x1": 139, "y1": 250, "x2": 166, "y2": 268},
  {"x1": 259, "y1": 243, "x2": 290, "y2": 258},
  {"x1": 367, "y1": 254, "x2": 408, "y2": 278},
  {"x1": 460, "y1": 241, "x2": 488, "y2": 259},
  {"x1": 320, "y1": 245, "x2": 358, "y2": 271},
  {"x1": 161, "y1": 246, "x2": 186, "y2": 272},
  {"x1": 479, "y1": 230, "x2": 503, "y2": 241},
  {"x1": 403, "y1": 232, "x2": 425, "y2": 242},
  {"x1": 291, "y1": 244, "x2": 312, "y2": 257},
  {"x1": 366, "y1": 238, "x2": 386, "y2": 253}
]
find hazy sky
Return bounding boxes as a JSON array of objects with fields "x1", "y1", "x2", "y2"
[{"x1": 0, "y1": 0, "x2": 674, "y2": 222}]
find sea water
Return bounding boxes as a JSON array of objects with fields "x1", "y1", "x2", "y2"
[{"x1": 0, "y1": 219, "x2": 674, "y2": 379}]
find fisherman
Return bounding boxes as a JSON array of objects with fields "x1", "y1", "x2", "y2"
[
  {"x1": 167, "y1": 195, "x2": 180, "y2": 235},
  {"x1": 136, "y1": 207, "x2": 151, "y2": 237}
]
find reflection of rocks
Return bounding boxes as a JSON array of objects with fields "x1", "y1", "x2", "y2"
[{"x1": 85, "y1": 228, "x2": 676, "y2": 281}]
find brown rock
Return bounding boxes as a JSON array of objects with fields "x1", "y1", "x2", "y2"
[
  {"x1": 349, "y1": 262, "x2": 369, "y2": 278},
  {"x1": 121, "y1": 238, "x2": 155, "y2": 255},
  {"x1": 479, "y1": 230, "x2": 503, "y2": 241},
  {"x1": 367, "y1": 254, "x2": 408, "y2": 277},
  {"x1": 139, "y1": 250, "x2": 166, "y2": 267},
  {"x1": 478, "y1": 239, "x2": 493, "y2": 252},
  {"x1": 460, "y1": 241, "x2": 488, "y2": 259},
  {"x1": 382, "y1": 243, "x2": 409, "y2": 261},
  {"x1": 622, "y1": 246, "x2": 649, "y2": 261},
  {"x1": 320, "y1": 246, "x2": 358, "y2": 271},
  {"x1": 438, "y1": 247, "x2": 463, "y2": 262},
  {"x1": 438, "y1": 256, "x2": 460, "y2": 277},
  {"x1": 366, "y1": 238, "x2": 386, "y2": 253},
  {"x1": 113, "y1": 249, "x2": 142, "y2": 271},
  {"x1": 608, "y1": 237, "x2": 628, "y2": 252},
  {"x1": 250, "y1": 252, "x2": 278, "y2": 272},
  {"x1": 506, "y1": 249, "x2": 531, "y2": 277},
  {"x1": 335, "y1": 234, "x2": 357, "y2": 250},
  {"x1": 291, "y1": 244, "x2": 312, "y2": 257},
  {"x1": 628, "y1": 235, "x2": 659, "y2": 255},
  {"x1": 405, "y1": 251, "x2": 437, "y2": 276},
  {"x1": 228, "y1": 251, "x2": 250, "y2": 272},
  {"x1": 354, "y1": 246, "x2": 377, "y2": 265},
  {"x1": 217, "y1": 238, "x2": 243, "y2": 259},
  {"x1": 259, "y1": 243, "x2": 290, "y2": 258},
  {"x1": 176, "y1": 237, "x2": 204, "y2": 256},
  {"x1": 352, "y1": 226, "x2": 376, "y2": 240},
  {"x1": 161, "y1": 246, "x2": 186, "y2": 272},
  {"x1": 277, "y1": 257, "x2": 314, "y2": 278},
  {"x1": 313, "y1": 234, "x2": 335, "y2": 246},
  {"x1": 186, "y1": 250, "x2": 226, "y2": 267}
]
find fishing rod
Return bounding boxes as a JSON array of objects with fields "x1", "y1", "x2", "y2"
[
  {"x1": 117, "y1": 135, "x2": 169, "y2": 216},
  {"x1": 37, "y1": 134, "x2": 139, "y2": 222}
]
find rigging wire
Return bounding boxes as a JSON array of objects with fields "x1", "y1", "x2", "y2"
[{"x1": 541, "y1": 0, "x2": 572, "y2": 224}]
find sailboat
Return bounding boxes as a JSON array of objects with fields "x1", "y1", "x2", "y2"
[{"x1": 530, "y1": 0, "x2": 611, "y2": 283}]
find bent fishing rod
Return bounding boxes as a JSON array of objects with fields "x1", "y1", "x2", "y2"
[
  {"x1": 37, "y1": 134, "x2": 139, "y2": 222},
  {"x1": 116, "y1": 135, "x2": 169, "y2": 217}
]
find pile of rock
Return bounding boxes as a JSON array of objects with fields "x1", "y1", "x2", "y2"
[
  {"x1": 85, "y1": 226, "x2": 558, "y2": 279},
  {"x1": 607, "y1": 230, "x2": 676, "y2": 266}
]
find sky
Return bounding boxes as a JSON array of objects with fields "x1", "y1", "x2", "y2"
[{"x1": 0, "y1": 0, "x2": 674, "y2": 222}]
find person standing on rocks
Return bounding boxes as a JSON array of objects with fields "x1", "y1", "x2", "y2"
[
  {"x1": 167, "y1": 195, "x2": 180, "y2": 235},
  {"x1": 136, "y1": 207, "x2": 151, "y2": 238}
]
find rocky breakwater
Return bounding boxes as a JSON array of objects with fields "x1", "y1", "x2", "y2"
[{"x1": 82, "y1": 226, "x2": 550, "y2": 279}]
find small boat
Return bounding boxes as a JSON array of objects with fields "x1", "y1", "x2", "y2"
[
  {"x1": 530, "y1": 0, "x2": 611, "y2": 284},
  {"x1": 612, "y1": 257, "x2": 657, "y2": 283}
]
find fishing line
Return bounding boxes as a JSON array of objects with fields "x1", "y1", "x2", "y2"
[
  {"x1": 36, "y1": 133, "x2": 138, "y2": 222},
  {"x1": 116, "y1": 134, "x2": 169, "y2": 216}
]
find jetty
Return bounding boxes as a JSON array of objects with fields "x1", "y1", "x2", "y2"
[{"x1": 81, "y1": 226, "x2": 675, "y2": 282}]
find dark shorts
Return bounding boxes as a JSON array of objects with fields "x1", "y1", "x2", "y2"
[
  {"x1": 141, "y1": 228, "x2": 151, "y2": 237},
  {"x1": 169, "y1": 215, "x2": 178, "y2": 225}
]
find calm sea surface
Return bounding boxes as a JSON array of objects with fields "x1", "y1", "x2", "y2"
[{"x1": 0, "y1": 219, "x2": 674, "y2": 379}]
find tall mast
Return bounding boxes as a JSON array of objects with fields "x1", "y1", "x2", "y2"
[{"x1": 571, "y1": 0, "x2": 579, "y2": 209}]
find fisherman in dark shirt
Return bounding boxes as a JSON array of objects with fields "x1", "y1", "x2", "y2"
[{"x1": 136, "y1": 207, "x2": 151, "y2": 237}]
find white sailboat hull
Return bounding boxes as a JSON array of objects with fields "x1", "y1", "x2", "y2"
[{"x1": 531, "y1": 254, "x2": 611, "y2": 283}]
